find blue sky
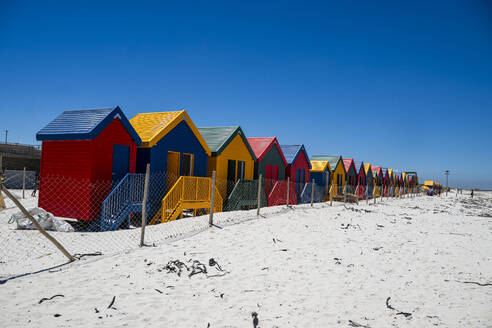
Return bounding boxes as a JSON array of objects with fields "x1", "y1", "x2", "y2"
[{"x1": 1, "y1": 1, "x2": 491, "y2": 189}]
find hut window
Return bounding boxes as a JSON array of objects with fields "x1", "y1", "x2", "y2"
[{"x1": 182, "y1": 153, "x2": 194, "y2": 176}]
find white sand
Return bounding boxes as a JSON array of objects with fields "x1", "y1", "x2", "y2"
[{"x1": 0, "y1": 191, "x2": 491, "y2": 327}]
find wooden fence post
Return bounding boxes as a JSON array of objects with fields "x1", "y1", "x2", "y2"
[
  {"x1": 1, "y1": 184, "x2": 75, "y2": 262},
  {"x1": 286, "y1": 177, "x2": 290, "y2": 206},
  {"x1": 310, "y1": 179, "x2": 315, "y2": 207},
  {"x1": 22, "y1": 167, "x2": 26, "y2": 199},
  {"x1": 139, "y1": 164, "x2": 150, "y2": 247},
  {"x1": 257, "y1": 174, "x2": 262, "y2": 216},
  {"x1": 355, "y1": 185, "x2": 359, "y2": 205},
  {"x1": 330, "y1": 184, "x2": 333, "y2": 206},
  {"x1": 209, "y1": 171, "x2": 216, "y2": 227}
]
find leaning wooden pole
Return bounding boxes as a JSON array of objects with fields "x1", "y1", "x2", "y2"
[{"x1": 1, "y1": 184, "x2": 75, "y2": 262}]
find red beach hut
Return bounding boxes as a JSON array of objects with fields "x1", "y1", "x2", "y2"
[{"x1": 36, "y1": 107, "x2": 141, "y2": 221}]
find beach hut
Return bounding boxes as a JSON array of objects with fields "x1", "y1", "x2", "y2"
[
  {"x1": 364, "y1": 163, "x2": 374, "y2": 199},
  {"x1": 197, "y1": 126, "x2": 256, "y2": 200},
  {"x1": 36, "y1": 107, "x2": 142, "y2": 222},
  {"x1": 130, "y1": 110, "x2": 213, "y2": 223},
  {"x1": 342, "y1": 158, "x2": 358, "y2": 195},
  {"x1": 382, "y1": 168, "x2": 390, "y2": 196},
  {"x1": 309, "y1": 160, "x2": 331, "y2": 201},
  {"x1": 394, "y1": 171, "x2": 402, "y2": 196},
  {"x1": 280, "y1": 144, "x2": 311, "y2": 198},
  {"x1": 247, "y1": 137, "x2": 293, "y2": 206},
  {"x1": 388, "y1": 169, "x2": 395, "y2": 196},
  {"x1": 312, "y1": 155, "x2": 343, "y2": 199},
  {"x1": 372, "y1": 166, "x2": 383, "y2": 197},
  {"x1": 354, "y1": 161, "x2": 366, "y2": 199}
]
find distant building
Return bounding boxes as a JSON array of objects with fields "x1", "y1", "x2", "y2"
[{"x1": 0, "y1": 142, "x2": 41, "y2": 173}]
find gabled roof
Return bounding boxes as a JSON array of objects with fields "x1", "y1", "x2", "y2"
[
  {"x1": 311, "y1": 155, "x2": 341, "y2": 172},
  {"x1": 197, "y1": 126, "x2": 256, "y2": 159},
  {"x1": 372, "y1": 166, "x2": 382, "y2": 176},
  {"x1": 364, "y1": 163, "x2": 372, "y2": 176},
  {"x1": 130, "y1": 110, "x2": 211, "y2": 155},
  {"x1": 354, "y1": 161, "x2": 365, "y2": 176},
  {"x1": 247, "y1": 137, "x2": 287, "y2": 166},
  {"x1": 36, "y1": 106, "x2": 141, "y2": 145},
  {"x1": 342, "y1": 158, "x2": 355, "y2": 174},
  {"x1": 280, "y1": 144, "x2": 311, "y2": 168},
  {"x1": 310, "y1": 160, "x2": 331, "y2": 173}
]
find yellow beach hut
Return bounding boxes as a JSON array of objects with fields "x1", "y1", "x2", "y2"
[
  {"x1": 311, "y1": 155, "x2": 343, "y2": 199},
  {"x1": 197, "y1": 126, "x2": 256, "y2": 200}
]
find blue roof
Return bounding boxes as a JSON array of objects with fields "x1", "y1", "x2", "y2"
[
  {"x1": 36, "y1": 106, "x2": 141, "y2": 145},
  {"x1": 279, "y1": 144, "x2": 311, "y2": 168}
]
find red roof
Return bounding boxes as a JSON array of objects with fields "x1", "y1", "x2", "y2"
[
  {"x1": 342, "y1": 158, "x2": 354, "y2": 173},
  {"x1": 247, "y1": 137, "x2": 287, "y2": 165},
  {"x1": 372, "y1": 166, "x2": 382, "y2": 175}
]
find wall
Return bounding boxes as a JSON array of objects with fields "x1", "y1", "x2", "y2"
[
  {"x1": 137, "y1": 120, "x2": 208, "y2": 177},
  {"x1": 38, "y1": 139, "x2": 94, "y2": 220},
  {"x1": 286, "y1": 150, "x2": 311, "y2": 184},
  {"x1": 332, "y1": 161, "x2": 346, "y2": 197},
  {"x1": 254, "y1": 144, "x2": 286, "y2": 181},
  {"x1": 212, "y1": 134, "x2": 255, "y2": 199}
]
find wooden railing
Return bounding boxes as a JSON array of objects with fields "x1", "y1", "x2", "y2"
[{"x1": 160, "y1": 176, "x2": 223, "y2": 223}]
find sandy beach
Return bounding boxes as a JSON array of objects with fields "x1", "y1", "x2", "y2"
[{"x1": 0, "y1": 191, "x2": 491, "y2": 327}]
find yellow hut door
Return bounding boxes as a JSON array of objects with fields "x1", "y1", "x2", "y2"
[{"x1": 167, "y1": 151, "x2": 180, "y2": 191}]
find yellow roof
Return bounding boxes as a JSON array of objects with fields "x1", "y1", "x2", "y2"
[
  {"x1": 310, "y1": 160, "x2": 331, "y2": 172},
  {"x1": 130, "y1": 110, "x2": 211, "y2": 155},
  {"x1": 388, "y1": 169, "x2": 393, "y2": 176},
  {"x1": 424, "y1": 180, "x2": 435, "y2": 186},
  {"x1": 364, "y1": 163, "x2": 371, "y2": 175}
]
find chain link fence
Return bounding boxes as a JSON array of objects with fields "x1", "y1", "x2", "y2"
[{"x1": 0, "y1": 170, "x2": 423, "y2": 278}]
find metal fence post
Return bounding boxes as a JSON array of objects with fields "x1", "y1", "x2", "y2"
[
  {"x1": 209, "y1": 171, "x2": 216, "y2": 227},
  {"x1": 286, "y1": 177, "x2": 290, "y2": 206},
  {"x1": 257, "y1": 174, "x2": 262, "y2": 216},
  {"x1": 22, "y1": 167, "x2": 26, "y2": 199},
  {"x1": 310, "y1": 179, "x2": 315, "y2": 207},
  {"x1": 139, "y1": 164, "x2": 150, "y2": 247}
]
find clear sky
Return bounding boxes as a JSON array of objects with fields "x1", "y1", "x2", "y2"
[{"x1": 1, "y1": 1, "x2": 491, "y2": 189}]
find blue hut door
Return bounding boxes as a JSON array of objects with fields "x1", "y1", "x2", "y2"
[{"x1": 112, "y1": 144, "x2": 130, "y2": 186}]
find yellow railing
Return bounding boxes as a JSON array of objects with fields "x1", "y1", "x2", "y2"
[{"x1": 161, "y1": 176, "x2": 223, "y2": 223}]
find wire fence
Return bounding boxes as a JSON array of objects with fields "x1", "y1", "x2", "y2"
[{"x1": 0, "y1": 170, "x2": 425, "y2": 278}]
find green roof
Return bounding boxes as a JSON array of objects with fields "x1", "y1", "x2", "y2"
[
  {"x1": 197, "y1": 126, "x2": 256, "y2": 159},
  {"x1": 311, "y1": 155, "x2": 341, "y2": 170}
]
